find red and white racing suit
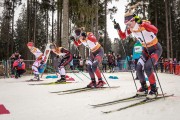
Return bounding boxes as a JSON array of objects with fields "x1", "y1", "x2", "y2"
[
  {"x1": 74, "y1": 32, "x2": 104, "y2": 81},
  {"x1": 118, "y1": 21, "x2": 162, "y2": 87}
]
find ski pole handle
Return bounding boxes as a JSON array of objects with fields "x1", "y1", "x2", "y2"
[{"x1": 113, "y1": 19, "x2": 116, "y2": 24}]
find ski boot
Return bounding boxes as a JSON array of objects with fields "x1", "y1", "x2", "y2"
[
  {"x1": 55, "y1": 75, "x2": 66, "y2": 83},
  {"x1": 87, "y1": 79, "x2": 96, "y2": 88},
  {"x1": 136, "y1": 82, "x2": 148, "y2": 96},
  {"x1": 146, "y1": 84, "x2": 158, "y2": 99},
  {"x1": 31, "y1": 74, "x2": 40, "y2": 81},
  {"x1": 96, "y1": 79, "x2": 106, "y2": 88}
]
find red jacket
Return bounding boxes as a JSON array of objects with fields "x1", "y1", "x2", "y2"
[{"x1": 13, "y1": 60, "x2": 25, "y2": 70}]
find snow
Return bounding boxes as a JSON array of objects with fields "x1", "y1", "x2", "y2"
[{"x1": 0, "y1": 72, "x2": 180, "y2": 120}]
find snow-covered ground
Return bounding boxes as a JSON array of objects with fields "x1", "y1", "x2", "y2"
[{"x1": 0, "y1": 72, "x2": 180, "y2": 120}]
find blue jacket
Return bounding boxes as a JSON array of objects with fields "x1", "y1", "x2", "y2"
[{"x1": 132, "y1": 41, "x2": 142, "y2": 60}]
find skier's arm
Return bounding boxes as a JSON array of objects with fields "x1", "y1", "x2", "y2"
[
  {"x1": 134, "y1": 16, "x2": 158, "y2": 34},
  {"x1": 87, "y1": 33, "x2": 97, "y2": 42},
  {"x1": 70, "y1": 36, "x2": 82, "y2": 46},
  {"x1": 118, "y1": 29, "x2": 131, "y2": 40},
  {"x1": 114, "y1": 22, "x2": 131, "y2": 40},
  {"x1": 61, "y1": 47, "x2": 70, "y2": 57},
  {"x1": 140, "y1": 22, "x2": 158, "y2": 34}
]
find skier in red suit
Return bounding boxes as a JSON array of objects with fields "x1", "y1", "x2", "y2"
[
  {"x1": 71, "y1": 28, "x2": 106, "y2": 88},
  {"x1": 114, "y1": 10, "x2": 162, "y2": 99}
]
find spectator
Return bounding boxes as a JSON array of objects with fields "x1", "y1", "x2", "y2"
[
  {"x1": 69, "y1": 59, "x2": 73, "y2": 70},
  {"x1": 117, "y1": 54, "x2": 122, "y2": 71},
  {"x1": 169, "y1": 59, "x2": 173, "y2": 74},
  {"x1": 77, "y1": 54, "x2": 81, "y2": 69},
  {"x1": 159, "y1": 57, "x2": 164, "y2": 73},
  {"x1": 102, "y1": 54, "x2": 108, "y2": 72},
  {"x1": 173, "y1": 58, "x2": 177, "y2": 74},
  {"x1": 10, "y1": 51, "x2": 21, "y2": 77},
  {"x1": 73, "y1": 54, "x2": 78, "y2": 70},
  {"x1": 108, "y1": 52, "x2": 116, "y2": 72},
  {"x1": 13, "y1": 57, "x2": 26, "y2": 78},
  {"x1": 79, "y1": 58, "x2": 84, "y2": 71}
]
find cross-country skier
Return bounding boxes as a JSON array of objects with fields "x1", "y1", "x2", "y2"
[
  {"x1": 70, "y1": 28, "x2": 106, "y2": 88},
  {"x1": 27, "y1": 42, "x2": 45, "y2": 80},
  {"x1": 114, "y1": 10, "x2": 162, "y2": 99},
  {"x1": 50, "y1": 44, "x2": 73, "y2": 83},
  {"x1": 132, "y1": 40, "x2": 143, "y2": 79}
]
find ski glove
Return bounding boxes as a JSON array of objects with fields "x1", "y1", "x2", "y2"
[
  {"x1": 40, "y1": 60, "x2": 44, "y2": 64},
  {"x1": 81, "y1": 32, "x2": 87, "y2": 37},
  {"x1": 114, "y1": 23, "x2": 121, "y2": 30},
  {"x1": 134, "y1": 15, "x2": 142, "y2": 24},
  {"x1": 70, "y1": 36, "x2": 75, "y2": 41}
]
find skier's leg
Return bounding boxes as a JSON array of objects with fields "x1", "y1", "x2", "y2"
[
  {"x1": 86, "y1": 60, "x2": 96, "y2": 88},
  {"x1": 136, "y1": 56, "x2": 148, "y2": 95},
  {"x1": 91, "y1": 48, "x2": 106, "y2": 87},
  {"x1": 31, "y1": 60, "x2": 41, "y2": 80},
  {"x1": 145, "y1": 43, "x2": 162, "y2": 98},
  {"x1": 56, "y1": 55, "x2": 72, "y2": 83}
]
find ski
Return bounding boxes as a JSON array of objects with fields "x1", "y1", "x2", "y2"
[
  {"x1": 102, "y1": 94, "x2": 174, "y2": 114},
  {"x1": 57, "y1": 86, "x2": 120, "y2": 95},
  {"x1": 25, "y1": 80, "x2": 44, "y2": 82},
  {"x1": 29, "y1": 81, "x2": 73, "y2": 85},
  {"x1": 91, "y1": 95, "x2": 146, "y2": 108},
  {"x1": 50, "y1": 87, "x2": 92, "y2": 93}
]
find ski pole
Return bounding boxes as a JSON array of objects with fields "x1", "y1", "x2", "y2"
[
  {"x1": 69, "y1": 68, "x2": 84, "y2": 81},
  {"x1": 113, "y1": 19, "x2": 138, "y2": 91},
  {"x1": 140, "y1": 31, "x2": 165, "y2": 99},
  {"x1": 75, "y1": 67, "x2": 91, "y2": 80},
  {"x1": 101, "y1": 68, "x2": 110, "y2": 87}
]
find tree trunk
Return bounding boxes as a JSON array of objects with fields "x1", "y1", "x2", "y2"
[
  {"x1": 104, "y1": 0, "x2": 107, "y2": 53},
  {"x1": 52, "y1": 0, "x2": 54, "y2": 42},
  {"x1": 165, "y1": 0, "x2": 170, "y2": 58},
  {"x1": 155, "y1": 0, "x2": 158, "y2": 27},
  {"x1": 46, "y1": 10, "x2": 49, "y2": 43},
  {"x1": 59, "y1": 6, "x2": 62, "y2": 46},
  {"x1": 169, "y1": 1, "x2": 173, "y2": 58},
  {"x1": 33, "y1": 0, "x2": 37, "y2": 46},
  {"x1": 56, "y1": 0, "x2": 60, "y2": 46},
  {"x1": 95, "y1": 0, "x2": 98, "y2": 38},
  {"x1": 11, "y1": 0, "x2": 15, "y2": 53},
  {"x1": 62, "y1": 0, "x2": 69, "y2": 48}
]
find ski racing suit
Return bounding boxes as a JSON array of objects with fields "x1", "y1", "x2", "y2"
[
  {"x1": 29, "y1": 47, "x2": 44, "y2": 75},
  {"x1": 73, "y1": 32, "x2": 104, "y2": 81},
  {"x1": 118, "y1": 21, "x2": 162, "y2": 90},
  {"x1": 53, "y1": 47, "x2": 72, "y2": 78}
]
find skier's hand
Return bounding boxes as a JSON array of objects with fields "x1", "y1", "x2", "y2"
[
  {"x1": 134, "y1": 15, "x2": 142, "y2": 24},
  {"x1": 114, "y1": 23, "x2": 121, "y2": 30},
  {"x1": 81, "y1": 32, "x2": 87, "y2": 37},
  {"x1": 70, "y1": 36, "x2": 75, "y2": 41},
  {"x1": 40, "y1": 60, "x2": 44, "y2": 64}
]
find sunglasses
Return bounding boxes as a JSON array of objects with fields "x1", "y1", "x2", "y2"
[{"x1": 124, "y1": 15, "x2": 134, "y2": 24}]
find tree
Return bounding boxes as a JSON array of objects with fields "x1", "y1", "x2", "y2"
[{"x1": 62, "y1": 0, "x2": 69, "y2": 48}]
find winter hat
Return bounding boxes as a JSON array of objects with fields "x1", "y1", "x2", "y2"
[
  {"x1": 124, "y1": 2, "x2": 142, "y2": 24},
  {"x1": 27, "y1": 42, "x2": 34, "y2": 47}
]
